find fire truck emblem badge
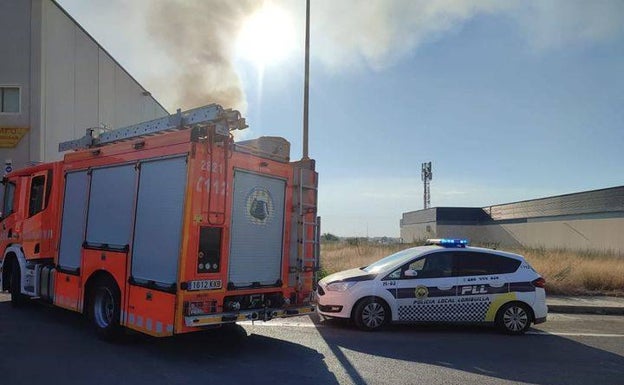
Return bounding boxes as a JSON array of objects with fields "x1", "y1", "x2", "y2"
[
  {"x1": 415, "y1": 285, "x2": 428, "y2": 299},
  {"x1": 246, "y1": 187, "x2": 273, "y2": 225}
]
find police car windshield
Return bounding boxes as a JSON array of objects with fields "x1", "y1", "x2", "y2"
[{"x1": 363, "y1": 248, "x2": 420, "y2": 273}]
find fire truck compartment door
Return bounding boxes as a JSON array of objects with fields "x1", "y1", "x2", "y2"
[
  {"x1": 86, "y1": 164, "x2": 136, "y2": 249},
  {"x1": 58, "y1": 171, "x2": 89, "y2": 271},
  {"x1": 131, "y1": 156, "x2": 187, "y2": 287},
  {"x1": 229, "y1": 171, "x2": 286, "y2": 287}
]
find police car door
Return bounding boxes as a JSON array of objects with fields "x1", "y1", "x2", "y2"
[
  {"x1": 454, "y1": 250, "x2": 511, "y2": 323},
  {"x1": 391, "y1": 251, "x2": 457, "y2": 322}
]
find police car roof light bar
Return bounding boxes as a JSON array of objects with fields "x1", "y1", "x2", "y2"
[{"x1": 426, "y1": 238, "x2": 468, "y2": 248}]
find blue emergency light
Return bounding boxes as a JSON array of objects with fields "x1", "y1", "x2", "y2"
[{"x1": 426, "y1": 238, "x2": 469, "y2": 247}]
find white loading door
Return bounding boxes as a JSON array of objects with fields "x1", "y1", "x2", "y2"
[{"x1": 228, "y1": 170, "x2": 286, "y2": 288}]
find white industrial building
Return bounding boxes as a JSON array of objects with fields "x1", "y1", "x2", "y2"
[
  {"x1": 0, "y1": 0, "x2": 168, "y2": 171},
  {"x1": 401, "y1": 186, "x2": 624, "y2": 253}
]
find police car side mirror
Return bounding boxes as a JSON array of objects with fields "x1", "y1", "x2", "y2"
[{"x1": 404, "y1": 269, "x2": 418, "y2": 277}]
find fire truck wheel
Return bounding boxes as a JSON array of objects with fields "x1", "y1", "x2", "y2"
[
  {"x1": 10, "y1": 262, "x2": 28, "y2": 307},
  {"x1": 90, "y1": 277, "x2": 122, "y2": 340}
]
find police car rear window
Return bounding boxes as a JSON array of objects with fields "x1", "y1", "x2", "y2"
[{"x1": 455, "y1": 252, "x2": 521, "y2": 276}]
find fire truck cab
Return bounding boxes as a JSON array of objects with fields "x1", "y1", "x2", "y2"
[{"x1": 0, "y1": 104, "x2": 319, "y2": 339}]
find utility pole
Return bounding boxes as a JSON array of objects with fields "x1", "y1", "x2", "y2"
[
  {"x1": 421, "y1": 162, "x2": 432, "y2": 209},
  {"x1": 302, "y1": 0, "x2": 310, "y2": 160}
]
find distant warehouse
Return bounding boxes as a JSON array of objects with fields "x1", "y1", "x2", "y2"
[{"x1": 400, "y1": 186, "x2": 624, "y2": 253}]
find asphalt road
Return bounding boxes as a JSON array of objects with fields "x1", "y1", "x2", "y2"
[{"x1": 1, "y1": 293, "x2": 623, "y2": 385}]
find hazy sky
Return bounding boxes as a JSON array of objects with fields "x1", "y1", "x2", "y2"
[{"x1": 57, "y1": 0, "x2": 624, "y2": 237}]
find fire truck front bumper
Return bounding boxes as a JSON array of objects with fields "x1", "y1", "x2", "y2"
[{"x1": 184, "y1": 305, "x2": 316, "y2": 328}]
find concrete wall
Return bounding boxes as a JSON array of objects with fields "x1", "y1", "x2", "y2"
[
  {"x1": 0, "y1": 0, "x2": 168, "y2": 170},
  {"x1": 402, "y1": 215, "x2": 624, "y2": 253},
  {"x1": 487, "y1": 216, "x2": 624, "y2": 252},
  {"x1": 400, "y1": 222, "x2": 436, "y2": 243}
]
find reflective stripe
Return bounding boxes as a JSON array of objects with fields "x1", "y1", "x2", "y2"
[
  {"x1": 485, "y1": 292, "x2": 517, "y2": 321},
  {"x1": 126, "y1": 315, "x2": 171, "y2": 335},
  {"x1": 389, "y1": 282, "x2": 535, "y2": 299}
]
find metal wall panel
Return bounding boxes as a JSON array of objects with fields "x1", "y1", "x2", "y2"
[
  {"x1": 132, "y1": 157, "x2": 187, "y2": 286},
  {"x1": 436, "y1": 207, "x2": 490, "y2": 223},
  {"x1": 98, "y1": 52, "x2": 115, "y2": 132},
  {"x1": 38, "y1": 0, "x2": 168, "y2": 163},
  {"x1": 485, "y1": 186, "x2": 624, "y2": 220},
  {"x1": 58, "y1": 171, "x2": 89, "y2": 270},
  {"x1": 73, "y1": 28, "x2": 99, "y2": 134},
  {"x1": 2, "y1": 1, "x2": 168, "y2": 167},
  {"x1": 229, "y1": 171, "x2": 286, "y2": 287},
  {"x1": 0, "y1": 0, "x2": 31, "y2": 168},
  {"x1": 401, "y1": 208, "x2": 437, "y2": 225},
  {"x1": 42, "y1": 0, "x2": 76, "y2": 159},
  {"x1": 85, "y1": 164, "x2": 136, "y2": 249}
]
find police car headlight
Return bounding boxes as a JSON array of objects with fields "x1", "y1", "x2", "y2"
[{"x1": 326, "y1": 281, "x2": 357, "y2": 292}]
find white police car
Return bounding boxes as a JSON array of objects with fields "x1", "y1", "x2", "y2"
[{"x1": 317, "y1": 239, "x2": 547, "y2": 334}]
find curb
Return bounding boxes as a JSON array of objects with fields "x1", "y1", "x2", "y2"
[{"x1": 548, "y1": 305, "x2": 624, "y2": 316}]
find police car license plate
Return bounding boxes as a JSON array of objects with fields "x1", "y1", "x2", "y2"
[{"x1": 188, "y1": 279, "x2": 222, "y2": 291}]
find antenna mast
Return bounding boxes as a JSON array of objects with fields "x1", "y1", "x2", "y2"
[{"x1": 421, "y1": 162, "x2": 432, "y2": 209}]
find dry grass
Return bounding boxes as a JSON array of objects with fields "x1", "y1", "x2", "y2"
[
  {"x1": 509, "y1": 247, "x2": 624, "y2": 296},
  {"x1": 320, "y1": 242, "x2": 624, "y2": 296}
]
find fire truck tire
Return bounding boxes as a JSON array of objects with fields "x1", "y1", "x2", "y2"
[
  {"x1": 10, "y1": 262, "x2": 28, "y2": 307},
  {"x1": 90, "y1": 276, "x2": 122, "y2": 341}
]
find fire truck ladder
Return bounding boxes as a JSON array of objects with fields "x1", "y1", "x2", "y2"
[
  {"x1": 296, "y1": 167, "x2": 320, "y2": 285},
  {"x1": 58, "y1": 104, "x2": 247, "y2": 151}
]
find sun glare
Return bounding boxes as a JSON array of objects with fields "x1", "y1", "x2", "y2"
[{"x1": 236, "y1": 3, "x2": 297, "y2": 68}]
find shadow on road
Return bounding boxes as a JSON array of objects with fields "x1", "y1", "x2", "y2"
[
  {"x1": 314, "y1": 315, "x2": 624, "y2": 385},
  {"x1": 0, "y1": 301, "x2": 338, "y2": 385}
]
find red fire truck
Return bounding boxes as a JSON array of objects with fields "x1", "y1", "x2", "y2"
[{"x1": 0, "y1": 104, "x2": 319, "y2": 339}]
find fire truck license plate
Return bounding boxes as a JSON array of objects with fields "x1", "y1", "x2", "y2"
[{"x1": 188, "y1": 279, "x2": 222, "y2": 291}]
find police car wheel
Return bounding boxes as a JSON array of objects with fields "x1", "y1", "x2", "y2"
[
  {"x1": 496, "y1": 302, "x2": 532, "y2": 335},
  {"x1": 353, "y1": 298, "x2": 388, "y2": 331}
]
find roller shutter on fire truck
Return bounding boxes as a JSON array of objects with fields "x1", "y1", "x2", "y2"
[
  {"x1": 58, "y1": 156, "x2": 188, "y2": 288},
  {"x1": 58, "y1": 170, "x2": 89, "y2": 272},
  {"x1": 228, "y1": 170, "x2": 286, "y2": 288},
  {"x1": 86, "y1": 164, "x2": 136, "y2": 250},
  {"x1": 132, "y1": 156, "x2": 187, "y2": 288}
]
